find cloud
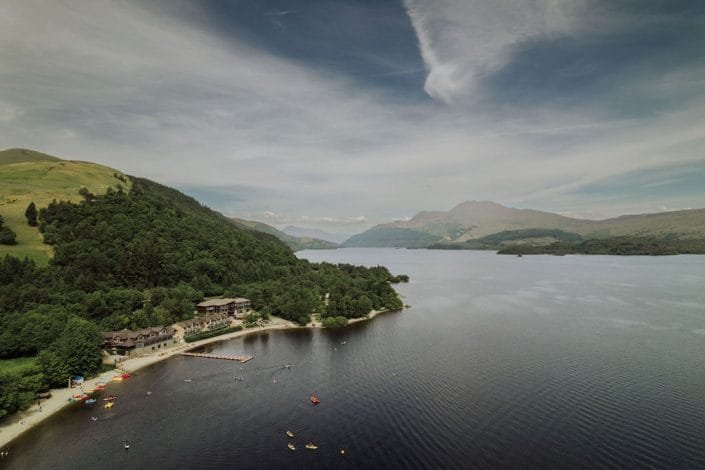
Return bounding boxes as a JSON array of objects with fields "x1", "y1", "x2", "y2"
[
  {"x1": 403, "y1": 0, "x2": 584, "y2": 103},
  {"x1": 1, "y1": 0, "x2": 704, "y2": 229}
]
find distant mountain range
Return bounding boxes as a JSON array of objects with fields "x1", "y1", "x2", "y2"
[
  {"x1": 282, "y1": 226, "x2": 349, "y2": 244},
  {"x1": 343, "y1": 200, "x2": 705, "y2": 248},
  {"x1": 229, "y1": 218, "x2": 337, "y2": 251}
]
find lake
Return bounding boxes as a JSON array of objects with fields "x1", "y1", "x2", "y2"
[{"x1": 5, "y1": 249, "x2": 705, "y2": 469}]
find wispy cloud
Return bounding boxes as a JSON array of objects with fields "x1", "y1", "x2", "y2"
[{"x1": 1, "y1": 0, "x2": 704, "y2": 229}]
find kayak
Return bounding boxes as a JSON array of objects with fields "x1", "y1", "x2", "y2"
[
  {"x1": 85, "y1": 399, "x2": 97, "y2": 405},
  {"x1": 104, "y1": 402, "x2": 114, "y2": 409},
  {"x1": 305, "y1": 443, "x2": 318, "y2": 450}
]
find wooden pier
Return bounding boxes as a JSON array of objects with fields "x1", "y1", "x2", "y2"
[{"x1": 179, "y1": 352, "x2": 253, "y2": 363}]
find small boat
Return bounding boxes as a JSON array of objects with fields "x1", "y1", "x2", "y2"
[
  {"x1": 85, "y1": 399, "x2": 97, "y2": 405},
  {"x1": 286, "y1": 430, "x2": 294, "y2": 438},
  {"x1": 112, "y1": 376, "x2": 123, "y2": 382},
  {"x1": 310, "y1": 395, "x2": 320, "y2": 405},
  {"x1": 183, "y1": 379, "x2": 192, "y2": 383},
  {"x1": 73, "y1": 393, "x2": 85, "y2": 399},
  {"x1": 103, "y1": 396, "x2": 117, "y2": 402},
  {"x1": 91, "y1": 416, "x2": 98, "y2": 421},
  {"x1": 121, "y1": 373, "x2": 131, "y2": 379},
  {"x1": 104, "y1": 402, "x2": 114, "y2": 409},
  {"x1": 124, "y1": 440, "x2": 130, "y2": 450},
  {"x1": 305, "y1": 443, "x2": 318, "y2": 450},
  {"x1": 146, "y1": 391, "x2": 152, "y2": 396},
  {"x1": 287, "y1": 443, "x2": 295, "y2": 451}
]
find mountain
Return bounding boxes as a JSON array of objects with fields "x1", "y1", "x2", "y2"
[
  {"x1": 343, "y1": 200, "x2": 705, "y2": 248},
  {"x1": 230, "y1": 219, "x2": 337, "y2": 251},
  {"x1": 0, "y1": 148, "x2": 131, "y2": 263},
  {"x1": 0, "y1": 148, "x2": 403, "y2": 327},
  {"x1": 282, "y1": 226, "x2": 349, "y2": 244}
]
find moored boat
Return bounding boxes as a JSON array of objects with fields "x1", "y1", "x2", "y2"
[
  {"x1": 310, "y1": 395, "x2": 320, "y2": 405},
  {"x1": 286, "y1": 430, "x2": 294, "y2": 438},
  {"x1": 104, "y1": 402, "x2": 114, "y2": 409},
  {"x1": 103, "y1": 395, "x2": 117, "y2": 402},
  {"x1": 305, "y1": 443, "x2": 318, "y2": 450},
  {"x1": 287, "y1": 443, "x2": 295, "y2": 451}
]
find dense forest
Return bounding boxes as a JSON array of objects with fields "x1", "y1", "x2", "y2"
[
  {"x1": 498, "y1": 237, "x2": 705, "y2": 255},
  {"x1": 0, "y1": 177, "x2": 404, "y2": 413}
]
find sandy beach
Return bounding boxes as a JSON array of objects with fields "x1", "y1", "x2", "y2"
[{"x1": 0, "y1": 309, "x2": 397, "y2": 449}]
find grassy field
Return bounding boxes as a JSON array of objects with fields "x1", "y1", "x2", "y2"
[
  {"x1": 0, "y1": 357, "x2": 38, "y2": 375},
  {"x1": 0, "y1": 149, "x2": 130, "y2": 264}
]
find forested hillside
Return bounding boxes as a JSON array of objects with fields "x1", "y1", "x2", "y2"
[{"x1": 0, "y1": 175, "x2": 404, "y2": 402}]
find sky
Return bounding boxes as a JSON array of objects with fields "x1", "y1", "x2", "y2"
[{"x1": 1, "y1": 0, "x2": 704, "y2": 235}]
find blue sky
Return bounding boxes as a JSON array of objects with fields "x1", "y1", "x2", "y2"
[{"x1": 1, "y1": 0, "x2": 704, "y2": 233}]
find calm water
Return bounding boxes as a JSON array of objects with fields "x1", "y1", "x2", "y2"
[{"x1": 5, "y1": 249, "x2": 705, "y2": 469}]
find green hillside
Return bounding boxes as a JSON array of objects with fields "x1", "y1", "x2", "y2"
[
  {"x1": 0, "y1": 149, "x2": 130, "y2": 263},
  {"x1": 230, "y1": 217, "x2": 337, "y2": 251},
  {"x1": 0, "y1": 151, "x2": 404, "y2": 407}
]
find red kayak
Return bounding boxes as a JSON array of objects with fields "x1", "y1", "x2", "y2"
[
  {"x1": 310, "y1": 395, "x2": 320, "y2": 405},
  {"x1": 121, "y1": 373, "x2": 131, "y2": 379},
  {"x1": 103, "y1": 396, "x2": 118, "y2": 402}
]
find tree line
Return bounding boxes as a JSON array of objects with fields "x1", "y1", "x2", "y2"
[{"x1": 0, "y1": 177, "x2": 405, "y2": 415}]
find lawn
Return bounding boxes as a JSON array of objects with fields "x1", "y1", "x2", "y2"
[
  {"x1": 0, "y1": 155, "x2": 130, "y2": 265},
  {"x1": 0, "y1": 357, "x2": 38, "y2": 375}
]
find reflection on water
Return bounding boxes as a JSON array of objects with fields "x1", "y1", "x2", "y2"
[{"x1": 6, "y1": 249, "x2": 705, "y2": 469}]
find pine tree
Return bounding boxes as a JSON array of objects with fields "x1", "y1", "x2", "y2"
[{"x1": 25, "y1": 202, "x2": 38, "y2": 226}]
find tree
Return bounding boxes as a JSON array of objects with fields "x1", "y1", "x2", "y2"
[
  {"x1": 0, "y1": 215, "x2": 17, "y2": 245},
  {"x1": 42, "y1": 317, "x2": 103, "y2": 383},
  {"x1": 25, "y1": 202, "x2": 38, "y2": 226}
]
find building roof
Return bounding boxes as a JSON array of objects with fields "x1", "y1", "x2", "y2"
[
  {"x1": 177, "y1": 313, "x2": 230, "y2": 328},
  {"x1": 103, "y1": 326, "x2": 175, "y2": 342},
  {"x1": 197, "y1": 297, "x2": 250, "y2": 307}
]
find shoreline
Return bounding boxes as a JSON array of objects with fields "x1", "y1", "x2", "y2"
[{"x1": 0, "y1": 308, "x2": 400, "y2": 449}]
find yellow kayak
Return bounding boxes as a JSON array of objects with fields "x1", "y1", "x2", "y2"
[{"x1": 104, "y1": 402, "x2": 114, "y2": 409}]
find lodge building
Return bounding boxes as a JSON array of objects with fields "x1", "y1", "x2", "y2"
[
  {"x1": 196, "y1": 298, "x2": 252, "y2": 318},
  {"x1": 173, "y1": 313, "x2": 232, "y2": 339},
  {"x1": 102, "y1": 326, "x2": 176, "y2": 357}
]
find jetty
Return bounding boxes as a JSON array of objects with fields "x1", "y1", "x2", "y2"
[{"x1": 179, "y1": 352, "x2": 253, "y2": 363}]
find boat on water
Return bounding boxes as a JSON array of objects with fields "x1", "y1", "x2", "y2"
[
  {"x1": 103, "y1": 396, "x2": 117, "y2": 402},
  {"x1": 310, "y1": 395, "x2": 320, "y2": 405},
  {"x1": 287, "y1": 443, "x2": 295, "y2": 451},
  {"x1": 85, "y1": 399, "x2": 97, "y2": 405},
  {"x1": 286, "y1": 431, "x2": 294, "y2": 438},
  {"x1": 104, "y1": 402, "x2": 114, "y2": 409},
  {"x1": 124, "y1": 440, "x2": 130, "y2": 450},
  {"x1": 121, "y1": 373, "x2": 131, "y2": 379},
  {"x1": 305, "y1": 443, "x2": 318, "y2": 450},
  {"x1": 184, "y1": 379, "x2": 192, "y2": 383}
]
